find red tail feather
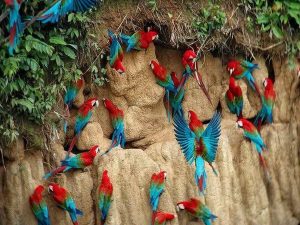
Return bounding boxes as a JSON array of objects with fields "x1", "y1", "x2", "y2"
[
  {"x1": 258, "y1": 153, "x2": 271, "y2": 181},
  {"x1": 73, "y1": 222, "x2": 78, "y2": 225},
  {"x1": 257, "y1": 119, "x2": 262, "y2": 132},
  {"x1": 68, "y1": 136, "x2": 78, "y2": 156},
  {"x1": 194, "y1": 71, "x2": 212, "y2": 105}
]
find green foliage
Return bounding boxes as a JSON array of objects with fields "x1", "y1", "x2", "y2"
[
  {"x1": 0, "y1": 2, "x2": 93, "y2": 145},
  {"x1": 147, "y1": 0, "x2": 158, "y2": 12},
  {"x1": 192, "y1": 2, "x2": 226, "y2": 40}
]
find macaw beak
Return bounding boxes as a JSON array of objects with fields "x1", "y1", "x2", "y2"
[
  {"x1": 95, "y1": 100, "x2": 99, "y2": 107},
  {"x1": 176, "y1": 203, "x2": 185, "y2": 211},
  {"x1": 192, "y1": 57, "x2": 197, "y2": 63}
]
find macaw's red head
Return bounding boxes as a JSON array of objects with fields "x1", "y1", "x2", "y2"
[
  {"x1": 236, "y1": 118, "x2": 251, "y2": 129},
  {"x1": 263, "y1": 78, "x2": 274, "y2": 90},
  {"x1": 182, "y1": 50, "x2": 197, "y2": 70},
  {"x1": 188, "y1": 110, "x2": 203, "y2": 128},
  {"x1": 34, "y1": 185, "x2": 45, "y2": 195},
  {"x1": 114, "y1": 59, "x2": 125, "y2": 75},
  {"x1": 89, "y1": 145, "x2": 100, "y2": 157},
  {"x1": 149, "y1": 60, "x2": 166, "y2": 80},
  {"x1": 85, "y1": 97, "x2": 99, "y2": 108},
  {"x1": 76, "y1": 77, "x2": 85, "y2": 89},
  {"x1": 171, "y1": 72, "x2": 180, "y2": 87},
  {"x1": 176, "y1": 198, "x2": 200, "y2": 213},
  {"x1": 48, "y1": 183, "x2": 61, "y2": 195},
  {"x1": 146, "y1": 31, "x2": 159, "y2": 42},
  {"x1": 227, "y1": 60, "x2": 242, "y2": 76},
  {"x1": 153, "y1": 211, "x2": 176, "y2": 223}
]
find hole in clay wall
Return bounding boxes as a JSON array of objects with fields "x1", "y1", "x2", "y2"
[{"x1": 264, "y1": 55, "x2": 275, "y2": 83}]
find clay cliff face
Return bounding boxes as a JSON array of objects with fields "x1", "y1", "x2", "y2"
[{"x1": 0, "y1": 44, "x2": 299, "y2": 225}]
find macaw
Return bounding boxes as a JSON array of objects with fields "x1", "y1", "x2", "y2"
[
  {"x1": 254, "y1": 78, "x2": 276, "y2": 131},
  {"x1": 108, "y1": 30, "x2": 125, "y2": 75},
  {"x1": 4, "y1": 0, "x2": 24, "y2": 55},
  {"x1": 237, "y1": 118, "x2": 270, "y2": 179},
  {"x1": 150, "y1": 60, "x2": 176, "y2": 121},
  {"x1": 37, "y1": 0, "x2": 97, "y2": 24},
  {"x1": 178, "y1": 50, "x2": 212, "y2": 104},
  {"x1": 100, "y1": 98, "x2": 126, "y2": 156},
  {"x1": 67, "y1": 97, "x2": 99, "y2": 155},
  {"x1": 227, "y1": 59, "x2": 260, "y2": 96},
  {"x1": 149, "y1": 171, "x2": 167, "y2": 212},
  {"x1": 29, "y1": 185, "x2": 51, "y2": 225},
  {"x1": 48, "y1": 183, "x2": 83, "y2": 225},
  {"x1": 170, "y1": 72, "x2": 184, "y2": 117},
  {"x1": 225, "y1": 76, "x2": 243, "y2": 118},
  {"x1": 177, "y1": 198, "x2": 217, "y2": 225},
  {"x1": 44, "y1": 145, "x2": 99, "y2": 179},
  {"x1": 120, "y1": 30, "x2": 158, "y2": 52},
  {"x1": 98, "y1": 170, "x2": 113, "y2": 225},
  {"x1": 63, "y1": 77, "x2": 85, "y2": 133},
  {"x1": 151, "y1": 211, "x2": 175, "y2": 225},
  {"x1": 173, "y1": 111, "x2": 221, "y2": 194}
]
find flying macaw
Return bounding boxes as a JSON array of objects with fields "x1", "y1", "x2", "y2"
[
  {"x1": 227, "y1": 59, "x2": 260, "y2": 96},
  {"x1": 170, "y1": 72, "x2": 184, "y2": 117},
  {"x1": 237, "y1": 118, "x2": 270, "y2": 179},
  {"x1": 29, "y1": 185, "x2": 51, "y2": 225},
  {"x1": 67, "y1": 97, "x2": 99, "y2": 155},
  {"x1": 178, "y1": 50, "x2": 212, "y2": 104},
  {"x1": 177, "y1": 198, "x2": 217, "y2": 225},
  {"x1": 44, "y1": 145, "x2": 99, "y2": 179},
  {"x1": 173, "y1": 111, "x2": 221, "y2": 194},
  {"x1": 48, "y1": 183, "x2": 83, "y2": 225},
  {"x1": 225, "y1": 76, "x2": 243, "y2": 118},
  {"x1": 120, "y1": 30, "x2": 158, "y2": 52},
  {"x1": 150, "y1": 60, "x2": 177, "y2": 121},
  {"x1": 254, "y1": 78, "x2": 276, "y2": 131},
  {"x1": 100, "y1": 98, "x2": 126, "y2": 156},
  {"x1": 149, "y1": 171, "x2": 167, "y2": 212},
  {"x1": 64, "y1": 77, "x2": 85, "y2": 133},
  {"x1": 4, "y1": 0, "x2": 24, "y2": 55},
  {"x1": 108, "y1": 30, "x2": 125, "y2": 75},
  {"x1": 151, "y1": 211, "x2": 175, "y2": 225},
  {"x1": 98, "y1": 170, "x2": 113, "y2": 225},
  {"x1": 37, "y1": 0, "x2": 98, "y2": 24}
]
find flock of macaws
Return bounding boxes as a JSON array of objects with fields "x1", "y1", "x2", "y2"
[
  {"x1": 2, "y1": 0, "x2": 99, "y2": 55},
  {"x1": 27, "y1": 14, "x2": 277, "y2": 224}
]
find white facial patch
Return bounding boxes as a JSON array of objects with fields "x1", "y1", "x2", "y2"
[
  {"x1": 95, "y1": 147, "x2": 100, "y2": 153},
  {"x1": 163, "y1": 172, "x2": 167, "y2": 179},
  {"x1": 237, "y1": 120, "x2": 243, "y2": 127},
  {"x1": 48, "y1": 186, "x2": 53, "y2": 192},
  {"x1": 263, "y1": 79, "x2": 267, "y2": 87},
  {"x1": 229, "y1": 68, "x2": 234, "y2": 75},
  {"x1": 95, "y1": 100, "x2": 99, "y2": 107},
  {"x1": 150, "y1": 63, "x2": 154, "y2": 69},
  {"x1": 177, "y1": 204, "x2": 185, "y2": 210}
]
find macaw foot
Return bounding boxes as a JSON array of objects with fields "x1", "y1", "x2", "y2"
[{"x1": 81, "y1": 167, "x2": 89, "y2": 173}]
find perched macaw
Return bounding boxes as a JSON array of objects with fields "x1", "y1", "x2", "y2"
[
  {"x1": 227, "y1": 59, "x2": 260, "y2": 96},
  {"x1": 149, "y1": 171, "x2": 167, "y2": 212},
  {"x1": 48, "y1": 183, "x2": 83, "y2": 225},
  {"x1": 37, "y1": 0, "x2": 97, "y2": 24},
  {"x1": 151, "y1": 211, "x2": 175, "y2": 225},
  {"x1": 237, "y1": 118, "x2": 270, "y2": 179},
  {"x1": 177, "y1": 198, "x2": 217, "y2": 225},
  {"x1": 4, "y1": 0, "x2": 24, "y2": 55},
  {"x1": 108, "y1": 30, "x2": 125, "y2": 75},
  {"x1": 98, "y1": 170, "x2": 113, "y2": 225},
  {"x1": 100, "y1": 98, "x2": 126, "y2": 156},
  {"x1": 120, "y1": 30, "x2": 158, "y2": 52},
  {"x1": 150, "y1": 60, "x2": 176, "y2": 121},
  {"x1": 67, "y1": 97, "x2": 99, "y2": 155},
  {"x1": 170, "y1": 72, "x2": 184, "y2": 117},
  {"x1": 64, "y1": 77, "x2": 85, "y2": 133},
  {"x1": 29, "y1": 185, "x2": 51, "y2": 225},
  {"x1": 254, "y1": 78, "x2": 276, "y2": 131},
  {"x1": 225, "y1": 76, "x2": 243, "y2": 118},
  {"x1": 44, "y1": 145, "x2": 99, "y2": 179},
  {"x1": 178, "y1": 50, "x2": 212, "y2": 104},
  {"x1": 173, "y1": 111, "x2": 221, "y2": 194}
]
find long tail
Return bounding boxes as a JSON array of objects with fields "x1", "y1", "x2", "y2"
[
  {"x1": 194, "y1": 71, "x2": 212, "y2": 105},
  {"x1": 246, "y1": 71, "x2": 261, "y2": 97},
  {"x1": 8, "y1": 6, "x2": 24, "y2": 55},
  {"x1": 100, "y1": 139, "x2": 118, "y2": 157},
  {"x1": 209, "y1": 163, "x2": 218, "y2": 176},
  {"x1": 67, "y1": 135, "x2": 78, "y2": 156},
  {"x1": 43, "y1": 165, "x2": 67, "y2": 179},
  {"x1": 258, "y1": 153, "x2": 271, "y2": 181},
  {"x1": 177, "y1": 74, "x2": 188, "y2": 92}
]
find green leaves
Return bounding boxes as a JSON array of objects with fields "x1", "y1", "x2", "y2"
[{"x1": 271, "y1": 25, "x2": 284, "y2": 39}]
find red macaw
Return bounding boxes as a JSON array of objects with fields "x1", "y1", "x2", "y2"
[
  {"x1": 225, "y1": 76, "x2": 243, "y2": 118},
  {"x1": 237, "y1": 118, "x2": 270, "y2": 179},
  {"x1": 177, "y1": 198, "x2": 217, "y2": 225},
  {"x1": 100, "y1": 98, "x2": 126, "y2": 156},
  {"x1": 227, "y1": 59, "x2": 260, "y2": 96},
  {"x1": 174, "y1": 111, "x2": 221, "y2": 194},
  {"x1": 254, "y1": 78, "x2": 276, "y2": 131},
  {"x1": 98, "y1": 170, "x2": 113, "y2": 225},
  {"x1": 108, "y1": 30, "x2": 125, "y2": 75},
  {"x1": 178, "y1": 49, "x2": 212, "y2": 104},
  {"x1": 120, "y1": 30, "x2": 158, "y2": 52},
  {"x1": 48, "y1": 183, "x2": 83, "y2": 225},
  {"x1": 151, "y1": 211, "x2": 175, "y2": 225},
  {"x1": 44, "y1": 145, "x2": 99, "y2": 179},
  {"x1": 29, "y1": 185, "x2": 51, "y2": 225},
  {"x1": 149, "y1": 171, "x2": 167, "y2": 212},
  {"x1": 150, "y1": 60, "x2": 176, "y2": 121},
  {"x1": 4, "y1": 0, "x2": 24, "y2": 55},
  {"x1": 64, "y1": 77, "x2": 85, "y2": 133},
  {"x1": 67, "y1": 97, "x2": 99, "y2": 156}
]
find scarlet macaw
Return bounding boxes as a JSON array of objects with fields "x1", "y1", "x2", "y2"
[
  {"x1": 98, "y1": 170, "x2": 113, "y2": 225},
  {"x1": 108, "y1": 30, "x2": 125, "y2": 75},
  {"x1": 149, "y1": 171, "x2": 167, "y2": 212},
  {"x1": 225, "y1": 76, "x2": 243, "y2": 118},
  {"x1": 151, "y1": 211, "x2": 175, "y2": 225}
]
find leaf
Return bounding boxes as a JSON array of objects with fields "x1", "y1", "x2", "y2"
[
  {"x1": 16, "y1": 99, "x2": 34, "y2": 111},
  {"x1": 62, "y1": 46, "x2": 76, "y2": 59},
  {"x1": 49, "y1": 36, "x2": 67, "y2": 46},
  {"x1": 285, "y1": 2, "x2": 300, "y2": 10},
  {"x1": 271, "y1": 25, "x2": 284, "y2": 39}
]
